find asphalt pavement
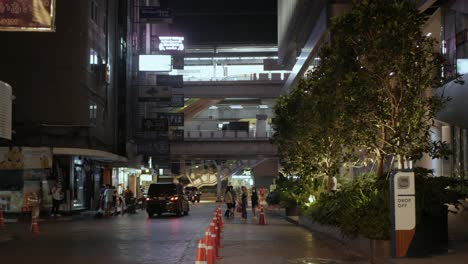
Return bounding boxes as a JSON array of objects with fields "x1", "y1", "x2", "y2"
[{"x1": 0, "y1": 202, "x2": 216, "y2": 264}]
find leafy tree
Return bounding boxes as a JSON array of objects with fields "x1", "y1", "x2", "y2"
[
  {"x1": 273, "y1": 46, "x2": 364, "y2": 190},
  {"x1": 328, "y1": 0, "x2": 446, "y2": 176}
]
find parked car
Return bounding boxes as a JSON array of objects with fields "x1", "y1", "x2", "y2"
[
  {"x1": 185, "y1": 186, "x2": 202, "y2": 203},
  {"x1": 146, "y1": 183, "x2": 189, "y2": 218}
]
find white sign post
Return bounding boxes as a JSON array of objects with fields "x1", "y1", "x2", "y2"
[{"x1": 391, "y1": 171, "x2": 416, "y2": 257}]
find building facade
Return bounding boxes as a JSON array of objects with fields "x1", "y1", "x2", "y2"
[{"x1": 0, "y1": 0, "x2": 130, "y2": 212}]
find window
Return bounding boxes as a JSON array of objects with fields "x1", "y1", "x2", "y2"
[
  {"x1": 89, "y1": 102, "x2": 97, "y2": 124},
  {"x1": 90, "y1": 1, "x2": 98, "y2": 23},
  {"x1": 90, "y1": 49, "x2": 98, "y2": 65}
]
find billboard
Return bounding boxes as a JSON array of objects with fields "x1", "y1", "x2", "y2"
[
  {"x1": 0, "y1": 0, "x2": 56, "y2": 32},
  {"x1": 0, "y1": 146, "x2": 52, "y2": 170},
  {"x1": 139, "y1": 55, "x2": 172, "y2": 72}
]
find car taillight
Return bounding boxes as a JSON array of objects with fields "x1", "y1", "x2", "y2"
[{"x1": 170, "y1": 196, "x2": 179, "y2": 201}]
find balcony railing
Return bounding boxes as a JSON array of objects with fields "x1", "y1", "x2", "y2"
[{"x1": 184, "y1": 130, "x2": 274, "y2": 140}]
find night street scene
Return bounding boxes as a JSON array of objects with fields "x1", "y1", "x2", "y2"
[{"x1": 0, "y1": 0, "x2": 468, "y2": 263}]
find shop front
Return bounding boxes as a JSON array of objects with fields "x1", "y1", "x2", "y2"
[{"x1": 0, "y1": 147, "x2": 53, "y2": 213}]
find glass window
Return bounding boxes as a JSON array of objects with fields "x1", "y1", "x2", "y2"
[{"x1": 89, "y1": 102, "x2": 97, "y2": 124}]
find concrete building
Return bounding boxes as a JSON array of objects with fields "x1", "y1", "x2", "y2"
[{"x1": 0, "y1": 0, "x2": 130, "y2": 211}]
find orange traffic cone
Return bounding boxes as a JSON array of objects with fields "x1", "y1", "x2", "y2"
[
  {"x1": 205, "y1": 228, "x2": 214, "y2": 264},
  {"x1": 217, "y1": 208, "x2": 224, "y2": 230},
  {"x1": 210, "y1": 221, "x2": 221, "y2": 260},
  {"x1": 195, "y1": 239, "x2": 207, "y2": 264},
  {"x1": 258, "y1": 205, "x2": 266, "y2": 225},
  {"x1": 31, "y1": 211, "x2": 39, "y2": 234},
  {"x1": 0, "y1": 207, "x2": 5, "y2": 229}
]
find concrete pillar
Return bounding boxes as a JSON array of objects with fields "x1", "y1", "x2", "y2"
[
  {"x1": 442, "y1": 125, "x2": 452, "y2": 176},
  {"x1": 216, "y1": 161, "x2": 222, "y2": 202},
  {"x1": 256, "y1": 114, "x2": 268, "y2": 137}
]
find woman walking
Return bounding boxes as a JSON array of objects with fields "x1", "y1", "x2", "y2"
[
  {"x1": 241, "y1": 186, "x2": 248, "y2": 221},
  {"x1": 251, "y1": 186, "x2": 259, "y2": 218},
  {"x1": 224, "y1": 186, "x2": 233, "y2": 218}
]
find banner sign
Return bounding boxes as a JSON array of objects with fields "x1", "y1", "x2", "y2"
[
  {"x1": 137, "y1": 139, "x2": 170, "y2": 155},
  {"x1": 390, "y1": 171, "x2": 416, "y2": 258},
  {"x1": 139, "y1": 6, "x2": 172, "y2": 23},
  {"x1": 157, "y1": 112, "x2": 184, "y2": 126},
  {"x1": 156, "y1": 75, "x2": 183, "y2": 88},
  {"x1": 0, "y1": 147, "x2": 52, "y2": 170},
  {"x1": 0, "y1": 0, "x2": 56, "y2": 32},
  {"x1": 142, "y1": 118, "x2": 168, "y2": 132},
  {"x1": 158, "y1": 36, "x2": 184, "y2": 52}
]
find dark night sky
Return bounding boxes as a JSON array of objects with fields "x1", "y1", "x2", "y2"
[{"x1": 161, "y1": 0, "x2": 277, "y2": 45}]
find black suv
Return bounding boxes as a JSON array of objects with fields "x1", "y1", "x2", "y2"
[{"x1": 146, "y1": 183, "x2": 189, "y2": 218}]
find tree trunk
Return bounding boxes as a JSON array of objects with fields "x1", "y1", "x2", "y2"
[{"x1": 376, "y1": 155, "x2": 384, "y2": 178}]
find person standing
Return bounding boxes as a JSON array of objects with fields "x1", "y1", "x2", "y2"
[
  {"x1": 251, "y1": 186, "x2": 259, "y2": 218},
  {"x1": 229, "y1": 185, "x2": 237, "y2": 217},
  {"x1": 50, "y1": 182, "x2": 64, "y2": 217},
  {"x1": 241, "y1": 186, "x2": 248, "y2": 221},
  {"x1": 223, "y1": 187, "x2": 233, "y2": 218}
]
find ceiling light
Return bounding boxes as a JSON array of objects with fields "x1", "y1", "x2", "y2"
[
  {"x1": 259, "y1": 105, "x2": 269, "y2": 109},
  {"x1": 229, "y1": 105, "x2": 243, "y2": 109}
]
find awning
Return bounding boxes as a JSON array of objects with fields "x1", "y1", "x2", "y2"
[{"x1": 52, "y1": 147, "x2": 128, "y2": 163}]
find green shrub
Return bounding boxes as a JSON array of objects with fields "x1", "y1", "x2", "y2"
[
  {"x1": 307, "y1": 173, "x2": 391, "y2": 240},
  {"x1": 307, "y1": 169, "x2": 468, "y2": 240}
]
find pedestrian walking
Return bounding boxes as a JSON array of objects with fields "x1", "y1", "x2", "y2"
[
  {"x1": 50, "y1": 182, "x2": 64, "y2": 217},
  {"x1": 251, "y1": 186, "x2": 259, "y2": 218},
  {"x1": 229, "y1": 185, "x2": 237, "y2": 217},
  {"x1": 224, "y1": 186, "x2": 233, "y2": 218},
  {"x1": 104, "y1": 185, "x2": 113, "y2": 217},
  {"x1": 241, "y1": 186, "x2": 248, "y2": 221},
  {"x1": 98, "y1": 184, "x2": 106, "y2": 211}
]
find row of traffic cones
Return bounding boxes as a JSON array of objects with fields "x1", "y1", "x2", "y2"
[
  {"x1": 0, "y1": 206, "x2": 39, "y2": 234},
  {"x1": 195, "y1": 207, "x2": 224, "y2": 264}
]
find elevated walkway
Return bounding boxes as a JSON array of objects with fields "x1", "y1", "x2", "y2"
[
  {"x1": 184, "y1": 80, "x2": 284, "y2": 99},
  {"x1": 171, "y1": 139, "x2": 277, "y2": 160}
]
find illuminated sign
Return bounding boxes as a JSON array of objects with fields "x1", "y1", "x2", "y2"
[
  {"x1": 0, "y1": 0, "x2": 56, "y2": 32},
  {"x1": 391, "y1": 171, "x2": 416, "y2": 258},
  {"x1": 139, "y1": 55, "x2": 172, "y2": 72},
  {"x1": 158, "y1": 36, "x2": 184, "y2": 51}
]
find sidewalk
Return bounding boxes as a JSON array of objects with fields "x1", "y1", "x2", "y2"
[
  {"x1": 218, "y1": 212, "x2": 366, "y2": 264},
  {"x1": 217, "y1": 204, "x2": 468, "y2": 264}
]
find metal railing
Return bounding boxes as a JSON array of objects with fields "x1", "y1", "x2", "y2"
[{"x1": 184, "y1": 130, "x2": 274, "y2": 140}]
